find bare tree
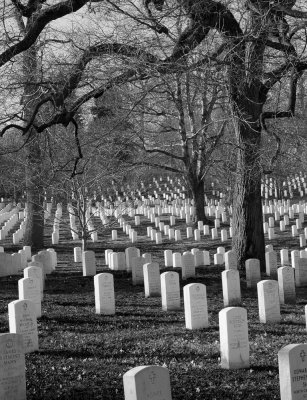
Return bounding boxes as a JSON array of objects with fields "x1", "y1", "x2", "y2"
[{"x1": 0, "y1": 0, "x2": 307, "y2": 268}]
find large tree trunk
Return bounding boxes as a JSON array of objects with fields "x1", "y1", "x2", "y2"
[
  {"x1": 21, "y1": 12, "x2": 45, "y2": 250},
  {"x1": 228, "y1": 16, "x2": 267, "y2": 272},
  {"x1": 190, "y1": 178, "x2": 211, "y2": 224},
  {"x1": 23, "y1": 131, "x2": 44, "y2": 249},
  {"x1": 232, "y1": 121, "x2": 265, "y2": 271},
  {"x1": 24, "y1": 186, "x2": 44, "y2": 250}
]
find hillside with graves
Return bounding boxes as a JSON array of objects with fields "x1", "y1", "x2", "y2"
[{"x1": 0, "y1": 175, "x2": 306, "y2": 399}]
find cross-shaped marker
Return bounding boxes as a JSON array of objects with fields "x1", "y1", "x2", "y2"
[
  {"x1": 300, "y1": 350, "x2": 306, "y2": 362},
  {"x1": 149, "y1": 371, "x2": 157, "y2": 384}
]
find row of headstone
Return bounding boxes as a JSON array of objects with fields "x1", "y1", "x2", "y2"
[
  {"x1": 12, "y1": 213, "x2": 26, "y2": 245},
  {"x1": 122, "y1": 341, "x2": 307, "y2": 399},
  {"x1": 0, "y1": 246, "x2": 30, "y2": 277},
  {"x1": 0, "y1": 208, "x2": 19, "y2": 240},
  {"x1": 1, "y1": 332, "x2": 305, "y2": 400}
]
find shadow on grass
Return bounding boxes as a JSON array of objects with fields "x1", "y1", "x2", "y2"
[{"x1": 250, "y1": 365, "x2": 278, "y2": 373}]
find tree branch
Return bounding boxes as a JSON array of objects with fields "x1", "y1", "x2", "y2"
[
  {"x1": 273, "y1": 5, "x2": 307, "y2": 19},
  {"x1": 260, "y1": 112, "x2": 281, "y2": 172},
  {"x1": 0, "y1": 0, "x2": 93, "y2": 67},
  {"x1": 70, "y1": 118, "x2": 83, "y2": 178}
]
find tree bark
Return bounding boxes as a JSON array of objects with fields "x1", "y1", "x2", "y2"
[
  {"x1": 190, "y1": 178, "x2": 210, "y2": 224},
  {"x1": 232, "y1": 121, "x2": 265, "y2": 271},
  {"x1": 21, "y1": 10, "x2": 45, "y2": 250},
  {"x1": 24, "y1": 173, "x2": 44, "y2": 250}
]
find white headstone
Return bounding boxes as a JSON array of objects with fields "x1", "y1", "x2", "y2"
[
  {"x1": 74, "y1": 247, "x2": 82, "y2": 263},
  {"x1": 18, "y1": 250, "x2": 27, "y2": 271},
  {"x1": 164, "y1": 250, "x2": 173, "y2": 267},
  {"x1": 211, "y1": 228, "x2": 218, "y2": 239},
  {"x1": 219, "y1": 307, "x2": 250, "y2": 369},
  {"x1": 222, "y1": 269, "x2": 241, "y2": 307},
  {"x1": 265, "y1": 251, "x2": 277, "y2": 277},
  {"x1": 257, "y1": 280, "x2": 281, "y2": 323},
  {"x1": 203, "y1": 251, "x2": 210, "y2": 266},
  {"x1": 186, "y1": 227, "x2": 192, "y2": 239},
  {"x1": 221, "y1": 229, "x2": 228, "y2": 242},
  {"x1": 37, "y1": 250, "x2": 53, "y2": 274},
  {"x1": 104, "y1": 249, "x2": 113, "y2": 265},
  {"x1": 291, "y1": 250, "x2": 300, "y2": 269},
  {"x1": 296, "y1": 258, "x2": 307, "y2": 287},
  {"x1": 24, "y1": 266, "x2": 43, "y2": 297},
  {"x1": 8, "y1": 299, "x2": 38, "y2": 353},
  {"x1": 0, "y1": 333, "x2": 26, "y2": 400},
  {"x1": 183, "y1": 283, "x2": 208, "y2": 330},
  {"x1": 168, "y1": 228, "x2": 175, "y2": 240},
  {"x1": 108, "y1": 252, "x2": 118, "y2": 270},
  {"x1": 47, "y1": 248, "x2": 57, "y2": 270},
  {"x1": 11, "y1": 253, "x2": 21, "y2": 275},
  {"x1": 0, "y1": 253, "x2": 13, "y2": 277},
  {"x1": 143, "y1": 262, "x2": 161, "y2": 297},
  {"x1": 245, "y1": 259, "x2": 261, "y2": 288},
  {"x1": 225, "y1": 251, "x2": 237, "y2": 270},
  {"x1": 194, "y1": 251, "x2": 204, "y2": 267},
  {"x1": 142, "y1": 253, "x2": 152, "y2": 264},
  {"x1": 214, "y1": 253, "x2": 224, "y2": 265},
  {"x1": 194, "y1": 229, "x2": 201, "y2": 241},
  {"x1": 203, "y1": 225, "x2": 210, "y2": 235},
  {"x1": 18, "y1": 277, "x2": 41, "y2": 318},
  {"x1": 161, "y1": 272, "x2": 180, "y2": 311},
  {"x1": 125, "y1": 247, "x2": 140, "y2": 272},
  {"x1": 123, "y1": 365, "x2": 172, "y2": 400},
  {"x1": 278, "y1": 343, "x2": 307, "y2": 400},
  {"x1": 23, "y1": 246, "x2": 31, "y2": 261},
  {"x1": 132, "y1": 256, "x2": 146, "y2": 286},
  {"x1": 82, "y1": 251, "x2": 96, "y2": 276},
  {"x1": 280, "y1": 249, "x2": 289, "y2": 266},
  {"x1": 174, "y1": 230, "x2": 181, "y2": 241},
  {"x1": 181, "y1": 252, "x2": 196, "y2": 280},
  {"x1": 172, "y1": 253, "x2": 182, "y2": 268},
  {"x1": 278, "y1": 266, "x2": 296, "y2": 304},
  {"x1": 94, "y1": 273, "x2": 115, "y2": 315}
]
